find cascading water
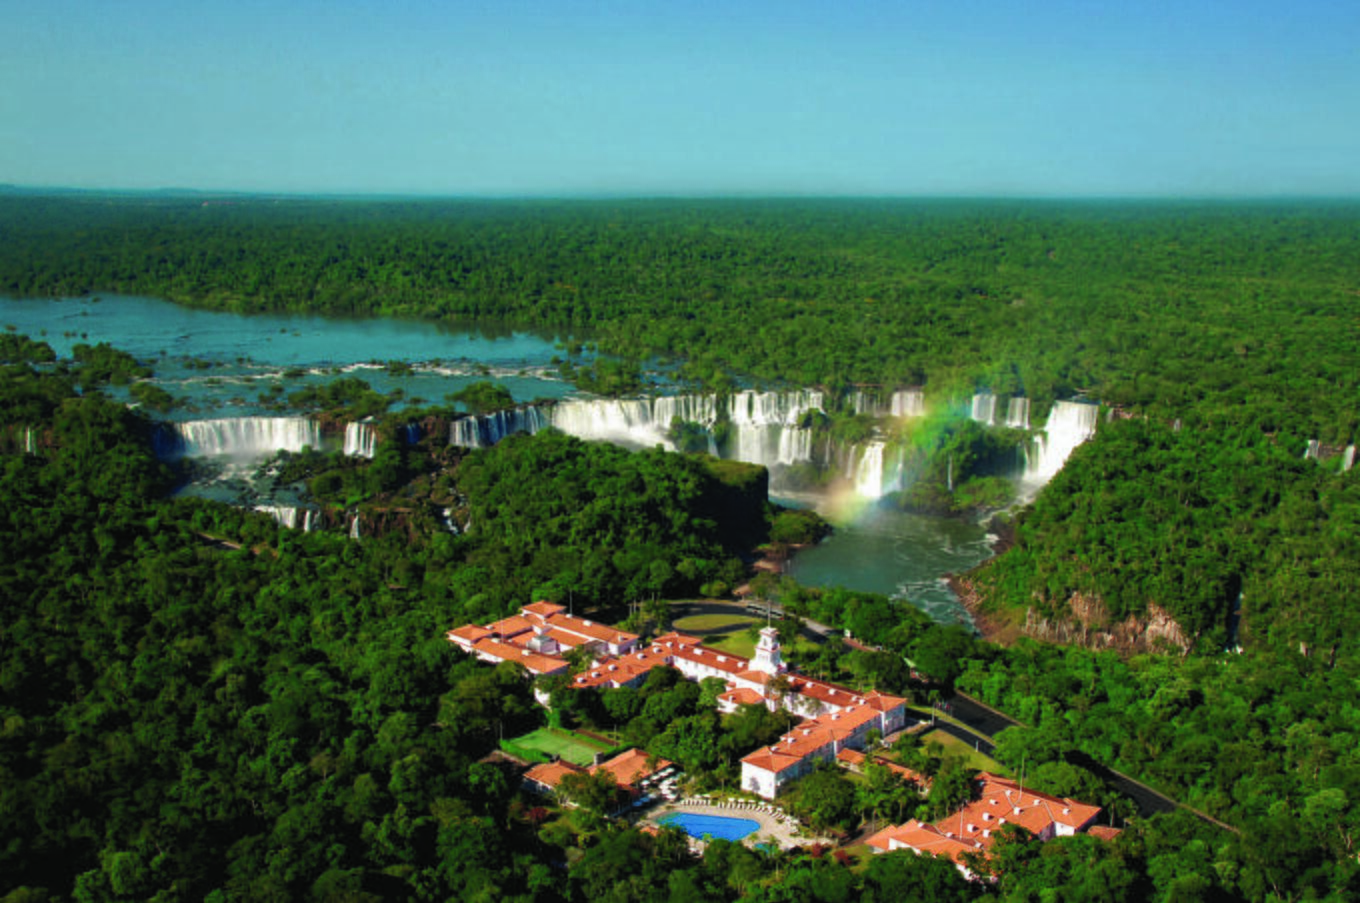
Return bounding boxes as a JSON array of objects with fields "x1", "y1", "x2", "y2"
[
  {"x1": 970, "y1": 393, "x2": 997, "y2": 427},
  {"x1": 1304, "y1": 440, "x2": 1321, "y2": 460},
  {"x1": 254, "y1": 506, "x2": 322, "y2": 531},
  {"x1": 344, "y1": 421, "x2": 378, "y2": 458},
  {"x1": 255, "y1": 505, "x2": 300, "y2": 529},
  {"x1": 162, "y1": 417, "x2": 322, "y2": 458},
  {"x1": 439, "y1": 388, "x2": 1110, "y2": 505},
  {"x1": 550, "y1": 398, "x2": 669, "y2": 447},
  {"x1": 1024, "y1": 401, "x2": 1100, "y2": 485},
  {"x1": 890, "y1": 389, "x2": 925, "y2": 418},
  {"x1": 349, "y1": 515, "x2": 361, "y2": 540},
  {"x1": 450, "y1": 406, "x2": 550, "y2": 448},
  {"x1": 852, "y1": 391, "x2": 886, "y2": 417},
  {"x1": 1344, "y1": 446, "x2": 1356, "y2": 472},
  {"x1": 725, "y1": 390, "x2": 823, "y2": 470},
  {"x1": 728, "y1": 389, "x2": 824, "y2": 426},
  {"x1": 447, "y1": 392, "x2": 830, "y2": 476}
]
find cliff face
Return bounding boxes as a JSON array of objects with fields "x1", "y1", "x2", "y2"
[
  {"x1": 1022, "y1": 595, "x2": 1192, "y2": 654},
  {"x1": 956, "y1": 577, "x2": 1192, "y2": 654}
]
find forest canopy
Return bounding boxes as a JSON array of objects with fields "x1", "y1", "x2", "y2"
[{"x1": 2, "y1": 195, "x2": 1357, "y2": 440}]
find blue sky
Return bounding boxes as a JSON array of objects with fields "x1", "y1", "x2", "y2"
[{"x1": 2, "y1": 0, "x2": 1357, "y2": 196}]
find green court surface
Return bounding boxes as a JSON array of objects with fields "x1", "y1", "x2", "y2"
[{"x1": 506, "y1": 727, "x2": 615, "y2": 766}]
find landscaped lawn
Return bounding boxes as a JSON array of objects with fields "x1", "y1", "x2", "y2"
[
  {"x1": 916, "y1": 729, "x2": 1005, "y2": 773},
  {"x1": 672, "y1": 613, "x2": 759, "y2": 632},
  {"x1": 508, "y1": 727, "x2": 615, "y2": 766},
  {"x1": 704, "y1": 631, "x2": 759, "y2": 659}
]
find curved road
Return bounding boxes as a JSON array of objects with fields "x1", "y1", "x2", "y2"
[{"x1": 945, "y1": 692, "x2": 1230, "y2": 826}]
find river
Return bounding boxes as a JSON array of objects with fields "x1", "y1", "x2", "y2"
[{"x1": 3, "y1": 293, "x2": 997, "y2": 624}]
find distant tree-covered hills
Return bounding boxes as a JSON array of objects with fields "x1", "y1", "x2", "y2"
[{"x1": 2, "y1": 195, "x2": 1357, "y2": 439}]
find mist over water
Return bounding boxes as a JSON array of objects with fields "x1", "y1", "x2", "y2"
[{"x1": 778, "y1": 496, "x2": 991, "y2": 626}]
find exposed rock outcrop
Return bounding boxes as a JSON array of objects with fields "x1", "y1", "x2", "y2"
[
  {"x1": 1022, "y1": 596, "x2": 1191, "y2": 654},
  {"x1": 956, "y1": 576, "x2": 1191, "y2": 654}
]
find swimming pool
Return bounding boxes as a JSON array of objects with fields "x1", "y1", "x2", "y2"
[{"x1": 659, "y1": 812, "x2": 761, "y2": 842}]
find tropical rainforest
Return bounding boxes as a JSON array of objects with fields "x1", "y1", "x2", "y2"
[{"x1": 3, "y1": 195, "x2": 1360, "y2": 901}]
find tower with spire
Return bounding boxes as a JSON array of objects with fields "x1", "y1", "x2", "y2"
[{"x1": 751, "y1": 626, "x2": 786, "y2": 675}]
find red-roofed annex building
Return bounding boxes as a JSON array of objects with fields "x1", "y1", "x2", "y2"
[
  {"x1": 863, "y1": 772, "x2": 1107, "y2": 877},
  {"x1": 523, "y1": 748, "x2": 674, "y2": 801},
  {"x1": 446, "y1": 601, "x2": 640, "y2": 677}
]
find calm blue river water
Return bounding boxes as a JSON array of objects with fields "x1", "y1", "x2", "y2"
[{"x1": 0, "y1": 294, "x2": 574, "y2": 418}]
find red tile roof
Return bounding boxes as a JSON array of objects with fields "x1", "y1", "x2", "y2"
[
  {"x1": 572, "y1": 647, "x2": 669, "y2": 688},
  {"x1": 836, "y1": 748, "x2": 867, "y2": 766},
  {"x1": 524, "y1": 760, "x2": 587, "y2": 789},
  {"x1": 956, "y1": 774, "x2": 1102, "y2": 839},
  {"x1": 719, "y1": 687, "x2": 767, "y2": 707},
  {"x1": 545, "y1": 611, "x2": 637, "y2": 647},
  {"x1": 523, "y1": 600, "x2": 567, "y2": 618},
  {"x1": 864, "y1": 819, "x2": 985, "y2": 867},
  {"x1": 741, "y1": 704, "x2": 884, "y2": 775},
  {"x1": 447, "y1": 624, "x2": 492, "y2": 645},
  {"x1": 591, "y1": 749, "x2": 672, "y2": 788},
  {"x1": 467, "y1": 637, "x2": 569, "y2": 675}
]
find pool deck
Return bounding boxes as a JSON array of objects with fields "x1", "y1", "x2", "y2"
[{"x1": 637, "y1": 798, "x2": 831, "y2": 851}]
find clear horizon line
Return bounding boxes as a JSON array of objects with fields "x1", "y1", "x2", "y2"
[{"x1": 4, "y1": 182, "x2": 1360, "y2": 204}]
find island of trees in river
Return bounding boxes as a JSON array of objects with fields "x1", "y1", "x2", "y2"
[{"x1": 2, "y1": 196, "x2": 1360, "y2": 901}]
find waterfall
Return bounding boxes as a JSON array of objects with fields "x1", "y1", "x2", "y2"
[
  {"x1": 550, "y1": 398, "x2": 667, "y2": 447},
  {"x1": 163, "y1": 417, "x2": 322, "y2": 458},
  {"x1": 450, "y1": 406, "x2": 550, "y2": 448},
  {"x1": 255, "y1": 505, "x2": 300, "y2": 529},
  {"x1": 844, "y1": 442, "x2": 885, "y2": 498},
  {"x1": 1024, "y1": 401, "x2": 1100, "y2": 484},
  {"x1": 24, "y1": 428, "x2": 35, "y2": 454},
  {"x1": 349, "y1": 515, "x2": 361, "y2": 540},
  {"x1": 970, "y1": 393, "x2": 997, "y2": 427},
  {"x1": 344, "y1": 421, "x2": 378, "y2": 458},
  {"x1": 1005, "y1": 397, "x2": 1031, "y2": 430},
  {"x1": 776, "y1": 427, "x2": 814, "y2": 465},
  {"x1": 725, "y1": 390, "x2": 824, "y2": 469},
  {"x1": 1304, "y1": 440, "x2": 1320, "y2": 460},
  {"x1": 831, "y1": 441, "x2": 904, "y2": 500},
  {"x1": 852, "y1": 391, "x2": 886, "y2": 416},
  {"x1": 446, "y1": 390, "x2": 827, "y2": 470},
  {"x1": 947, "y1": 453, "x2": 954, "y2": 492},
  {"x1": 254, "y1": 506, "x2": 322, "y2": 531},
  {"x1": 1344, "y1": 446, "x2": 1355, "y2": 472},
  {"x1": 890, "y1": 389, "x2": 925, "y2": 418},
  {"x1": 447, "y1": 392, "x2": 827, "y2": 472},
  {"x1": 728, "y1": 389, "x2": 824, "y2": 426}
]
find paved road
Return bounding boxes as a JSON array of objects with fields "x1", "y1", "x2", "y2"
[
  {"x1": 945, "y1": 692, "x2": 1191, "y2": 822},
  {"x1": 926, "y1": 716, "x2": 997, "y2": 759}
]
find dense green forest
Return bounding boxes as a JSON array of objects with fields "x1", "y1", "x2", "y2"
[
  {"x1": 2, "y1": 196, "x2": 1357, "y2": 439},
  {"x1": 0, "y1": 342, "x2": 1237, "y2": 902},
  {"x1": 5, "y1": 196, "x2": 1360, "y2": 899},
  {"x1": 3, "y1": 342, "x2": 1356, "y2": 901}
]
